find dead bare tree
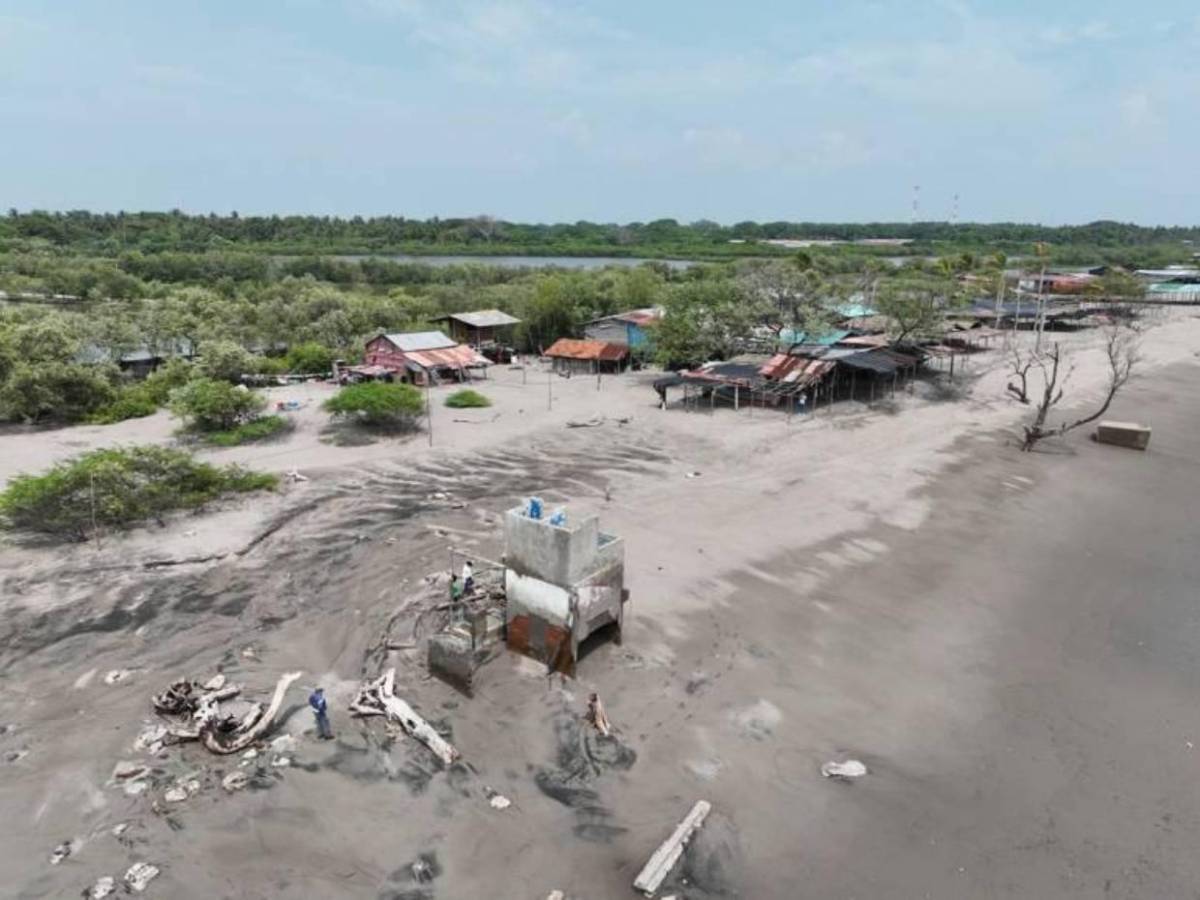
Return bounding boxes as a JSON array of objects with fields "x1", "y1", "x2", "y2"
[
  {"x1": 1006, "y1": 344, "x2": 1038, "y2": 404},
  {"x1": 1020, "y1": 326, "x2": 1140, "y2": 451}
]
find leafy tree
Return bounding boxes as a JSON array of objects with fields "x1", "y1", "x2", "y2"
[
  {"x1": 0, "y1": 445, "x2": 277, "y2": 540},
  {"x1": 518, "y1": 276, "x2": 578, "y2": 352},
  {"x1": 140, "y1": 358, "x2": 195, "y2": 405},
  {"x1": 196, "y1": 339, "x2": 256, "y2": 383},
  {"x1": 324, "y1": 382, "x2": 423, "y2": 430},
  {"x1": 169, "y1": 377, "x2": 266, "y2": 431},
  {"x1": 874, "y1": 279, "x2": 951, "y2": 343},
  {"x1": 0, "y1": 362, "x2": 117, "y2": 423},
  {"x1": 654, "y1": 279, "x2": 755, "y2": 368}
]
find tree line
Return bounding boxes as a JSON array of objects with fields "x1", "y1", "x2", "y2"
[{"x1": 3, "y1": 209, "x2": 1197, "y2": 260}]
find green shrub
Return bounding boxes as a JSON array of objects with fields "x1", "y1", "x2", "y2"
[
  {"x1": 253, "y1": 356, "x2": 290, "y2": 376},
  {"x1": 323, "y1": 381, "x2": 423, "y2": 430},
  {"x1": 169, "y1": 377, "x2": 266, "y2": 431},
  {"x1": 0, "y1": 361, "x2": 117, "y2": 423},
  {"x1": 196, "y1": 340, "x2": 256, "y2": 383},
  {"x1": 140, "y1": 358, "x2": 194, "y2": 405},
  {"x1": 444, "y1": 389, "x2": 492, "y2": 409},
  {"x1": 285, "y1": 342, "x2": 336, "y2": 375},
  {"x1": 88, "y1": 385, "x2": 159, "y2": 424},
  {"x1": 204, "y1": 415, "x2": 291, "y2": 447},
  {"x1": 0, "y1": 445, "x2": 278, "y2": 540}
]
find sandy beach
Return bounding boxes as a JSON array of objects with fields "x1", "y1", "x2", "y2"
[{"x1": 3, "y1": 312, "x2": 1200, "y2": 899}]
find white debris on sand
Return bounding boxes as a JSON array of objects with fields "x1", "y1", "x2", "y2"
[
  {"x1": 202, "y1": 673, "x2": 226, "y2": 691},
  {"x1": 123, "y1": 780, "x2": 150, "y2": 797},
  {"x1": 164, "y1": 779, "x2": 201, "y2": 803},
  {"x1": 49, "y1": 840, "x2": 73, "y2": 865},
  {"x1": 489, "y1": 794, "x2": 512, "y2": 810},
  {"x1": 112, "y1": 823, "x2": 129, "y2": 837},
  {"x1": 124, "y1": 862, "x2": 159, "y2": 892},
  {"x1": 86, "y1": 875, "x2": 117, "y2": 899},
  {"x1": 103, "y1": 669, "x2": 134, "y2": 685},
  {"x1": 821, "y1": 759, "x2": 868, "y2": 779},
  {"x1": 133, "y1": 725, "x2": 167, "y2": 753},
  {"x1": 222, "y1": 771, "x2": 250, "y2": 792}
]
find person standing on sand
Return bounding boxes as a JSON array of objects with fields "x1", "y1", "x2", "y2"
[
  {"x1": 461, "y1": 559, "x2": 474, "y2": 594},
  {"x1": 450, "y1": 574, "x2": 463, "y2": 602},
  {"x1": 309, "y1": 686, "x2": 333, "y2": 740}
]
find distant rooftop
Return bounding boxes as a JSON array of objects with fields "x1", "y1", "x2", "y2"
[
  {"x1": 432, "y1": 309, "x2": 521, "y2": 328},
  {"x1": 379, "y1": 331, "x2": 457, "y2": 352}
]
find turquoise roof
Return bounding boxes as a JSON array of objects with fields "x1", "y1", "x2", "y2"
[
  {"x1": 836, "y1": 302, "x2": 878, "y2": 318},
  {"x1": 778, "y1": 328, "x2": 851, "y2": 347}
]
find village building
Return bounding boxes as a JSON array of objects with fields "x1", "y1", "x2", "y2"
[
  {"x1": 428, "y1": 309, "x2": 521, "y2": 362},
  {"x1": 544, "y1": 338, "x2": 629, "y2": 375},
  {"x1": 76, "y1": 339, "x2": 195, "y2": 379},
  {"x1": 583, "y1": 307, "x2": 662, "y2": 349},
  {"x1": 360, "y1": 330, "x2": 490, "y2": 385}
]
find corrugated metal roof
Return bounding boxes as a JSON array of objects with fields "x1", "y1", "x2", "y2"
[
  {"x1": 838, "y1": 334, "x2": 891, "y2": 348},
  {"x1": 406, "y1": 345, "x2": 491, "y2": 369},
  {"x1": 381, "y1": 331, "x2": 457, "y2": 352},
  {"x1": 759, "y1": 354, "x2": 834, "y2": 386},
  {"x1": 545, "y1": 338, "x2": 628, "y2": 361},
  {"x1": 586, "y1": 307, "x2": 663, "y2": 327},
  {"x1": 435, "y1": 309, "x2": 521, "y2": 328},
  {"x1": 836, "y1": 348, "x2": 919, "y2": 375}
]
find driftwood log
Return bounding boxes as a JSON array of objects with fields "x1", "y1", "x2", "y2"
[
  {"x1": 351, "y1": 668, "x2": 460, "y2": 766},
  {"x1": 151, "y1": 672, "x2": 301, "y2": 755},
  {"x1": 633, "y1": 799, "x2": 712, "y2": 896}
]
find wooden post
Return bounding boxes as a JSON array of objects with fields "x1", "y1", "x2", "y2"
[
  {"x1": 632, "y1": 800, "x2": 712, "y2": 896},
  {"x1": 425, "y1": 376, "x2": 433, "y2": 447},
  {"x1": 734, "y1": 384, "x2": 739, "y2": 411}
]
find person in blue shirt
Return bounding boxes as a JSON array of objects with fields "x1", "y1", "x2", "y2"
[{"x1": 309, "y1": 686, "x2": 333, "y2": 740}]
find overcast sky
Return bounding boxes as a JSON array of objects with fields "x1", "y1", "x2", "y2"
[{"x1": 1, "y1": 1, "x2": 1197, "y2": 224}]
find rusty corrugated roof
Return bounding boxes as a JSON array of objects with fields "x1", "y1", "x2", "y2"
[
  {"x1": 545, "y1": 338, "x2": 629, "y2": 361},
  {"x1": 406, "y1": 345, "x2": 491, "y2": 369}
]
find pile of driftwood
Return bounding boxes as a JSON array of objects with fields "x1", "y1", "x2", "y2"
[
  {"x1": 350, "y1": 668, "x2": 460, "y2": 766},
  {"x1": 151, "y1": 671, "x2": 301, "y2": 755}
]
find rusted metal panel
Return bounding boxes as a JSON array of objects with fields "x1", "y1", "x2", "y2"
[{"x1": 545, "y1": 338, "x2": 628, "y2": 362}]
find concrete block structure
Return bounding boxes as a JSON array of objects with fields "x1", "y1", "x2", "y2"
[
  {"x1": 503, "y1": 504, "x2": 626, "y2": 674},
  {"x1": 1096, "y1": 420, "x2": 1151, "y2": 450}
]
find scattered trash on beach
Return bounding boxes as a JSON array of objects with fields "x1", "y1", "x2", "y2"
[
  {"x1": 49, "y1": 840, "x2": 73, "y2": 865},
  {"x1": 85, "y1": 875, "x2": 116, "y2": 899},
  {"x1": 124, "y1": 862, "x2": 159, "y2": 893},
  {"x1": 821, "y1": 759, "x2": 868, "y2": 780}
]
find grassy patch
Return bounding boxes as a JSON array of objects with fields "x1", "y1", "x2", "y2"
[
  {"x1": 0, "y1": 445, "x2": 278, "y2": 541},
  {"x1": 202, "y1": 414, "x2": 291, "y2": 447},
  {"x1": 88, "y1": 386, "x2": 160, "y2": 424},
  {"x1": 444, "y1": 389, "x2": 492, "y2": 409}
]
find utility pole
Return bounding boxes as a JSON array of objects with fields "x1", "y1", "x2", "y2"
[
  {"x1": 90, "y1": 472, "x2": 101, "y2": 550},
  {"x1": 425, "y1": 376, "x2": 433, "y2": 447},
  {"x1": 547, "y1": 367, "x2": 552, "y2": 411}
]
